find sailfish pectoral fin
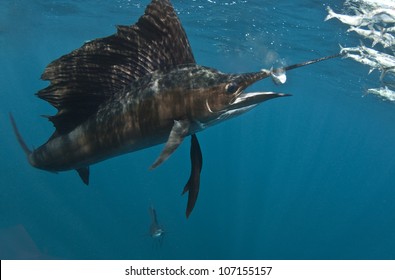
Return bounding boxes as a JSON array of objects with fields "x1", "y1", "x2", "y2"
[
  {"x1": 76, "y1": 167, "x2": 90, "y2": 185},
  {"x1": 150, "y1": 120, "x2": 191, "y2": 170},
  {"x1": 182, "y1": 134, "x2": 203, "y2": 218}
]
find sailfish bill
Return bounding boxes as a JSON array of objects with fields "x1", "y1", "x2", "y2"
[{"x1": 10, "y1": 0, "x2": 339, "y2": 217}]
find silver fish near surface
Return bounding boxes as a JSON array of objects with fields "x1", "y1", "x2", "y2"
[
  {"x1": 345, "y1": 0, "x2": 395, "y2": 11},
  {"x1": 327, "y1": 0, "x2": 395, "y2": 102},
  {"x1": 325, "y1": 6, "x2": 395, "y2": 27},
  {"x1": 339, "y1": 43, "x2": 395, "y2": 81},
  {"x1": 383, "y1": 26, "x2": 395, "y2": 34},
  {"x1": 269, "y1": 67, "x2": 287, "y2": 85},
  {"x1": 347, "y1": 26, "x2": 395, "y2": 48},
  {"x1": 342, "y1": 53, "x2": 380, "y2": 74},
  {"x1": 367, "y1": 86, "x2": 395, "y2": 101},
  {"x1": 325, "y1": 6, "x2": 370, "y2": 26},
  {"x1": 10, "y1": 0, "x2": 338, "y2": 218}
]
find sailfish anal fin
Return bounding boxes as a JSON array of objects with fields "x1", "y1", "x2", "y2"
[
  {"x1": 182, "y1": 134, "x2": 203, "y2": 218},
  {"x1": 76, "y1": 167, "x2": 90, "y2": 185},
  {"x1": 150, "y1": 120, "x2": 191, "y2": 170},
  {"x1": 37, "y1": 0, "x2": 195, "y2": 137}
]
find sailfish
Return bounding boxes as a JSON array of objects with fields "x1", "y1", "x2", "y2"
[
  {"x1": 149, "y1": 206, "x2": 165, "y2": 242},
  {"x1": 10, "y1": 0, "x2": 339, "y2": 218}
]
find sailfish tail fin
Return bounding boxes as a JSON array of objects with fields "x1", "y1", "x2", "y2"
[{"x1": 9, "y1": 113, "x2": 32, "y2": 156}]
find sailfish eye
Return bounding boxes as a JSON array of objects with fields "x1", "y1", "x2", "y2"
[{"x1": 225, "y1": 82, "x2": 238, "y2": 94}]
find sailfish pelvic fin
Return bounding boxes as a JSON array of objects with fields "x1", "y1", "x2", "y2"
[{"x1": 182, "y1": 134, "x2": 203, "y2": 218}]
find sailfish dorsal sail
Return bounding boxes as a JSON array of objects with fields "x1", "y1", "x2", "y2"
[{"x1": 37, "y1": 0, "x2": 196, "y2": 136}]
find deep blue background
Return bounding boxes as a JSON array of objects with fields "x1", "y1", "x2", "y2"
[{"x1": 1, "y1": 0, "x2": 394, "y2": 259}]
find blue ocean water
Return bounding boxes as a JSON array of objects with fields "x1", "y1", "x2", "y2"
[{"x1": 1, "y1": 0, "x2": 395, "y2": 260}]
